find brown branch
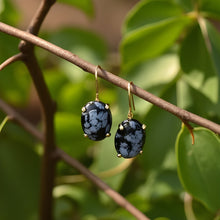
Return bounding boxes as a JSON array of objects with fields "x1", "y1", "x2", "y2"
[
  {"x1": 0, "y1": 53, "x2": 24, "y2": 71},
  {"x1": 25, "y1": 0, "x2": 56, "y2": 35},
  {"x1": 19, "y1": 0, "x2": 56, "y2": 52},
  {"x1": 0, "y1": 22, "x2": 220, "y2": 134},
  {"x1": 0, "y1": 98, "x2": 150, "y2": 220},
  {"x1": 16, "y1": 1, "x2": 56, "y2": 219},
  {"x1": 22, "y1": 53, "x2": 56, "y2": 220}
]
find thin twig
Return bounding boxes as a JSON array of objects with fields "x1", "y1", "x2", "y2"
[
  {"x1": 0, "y1": 53, "x2": 24, "y2": 71},
  {"x1": 0, "y1": 98, "x2": 150, "y2": 220},
  {"x1": 0, "y1": 22, "x2": 220, "y2": 134}
]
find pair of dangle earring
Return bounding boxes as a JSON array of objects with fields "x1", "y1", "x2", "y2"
[
  {"x1": 114, "y1": 82, "x2": 146, "y2": 158},
  {"x1": 81, "y1": 67, "x2": 145, "y2": 158},
  {"x1": 81, "y1": 66, "x2": 112, "y2": 141}
]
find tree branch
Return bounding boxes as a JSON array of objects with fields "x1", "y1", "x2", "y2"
[
  {"x1": 25, "y1": 0, "x2": 56, "y2": 35},
  {"x1": 19, "y1": 0, "x2": 56, "y2": 52},
  {"x1": 0, "y1": 53, "x2": 24, "y2": 71},
  {"x1": 16, "y1": 0, "x2": 56, "y2": 219},
  {"x1": 0, "y1": 22, "x2": 220, "y2": 134},
  {"x1": 0, "y1": 98, "x2": 150, "y2": 220},
  {"x1": 22, "y1": 53, "x2": 56, "y2": 220}
]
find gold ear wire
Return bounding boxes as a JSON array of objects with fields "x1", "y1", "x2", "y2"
[
  {"x1": 127, "y1": 82, "x2": 135, "y2": 119},
  {"x1": 95, "y1": 65, "x2": 100, "y2": 101}
]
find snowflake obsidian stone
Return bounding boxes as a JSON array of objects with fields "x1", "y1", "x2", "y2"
[
  {"x1": 81, "y1": 101, "x2": 112, "y2": 141},
  {"x1": 115, "y1": 119, "x2": 146, "y2": 158}
]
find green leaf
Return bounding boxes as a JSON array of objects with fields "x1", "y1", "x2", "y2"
[
  {"x1": 140, "y1": 84, "x2": 180, "y2": 170},
  {"x1": 0, "y1": 124, "x2": 40, "y2": 220},
  {"x1": 123, "y1": 52, "x2": 180, "y2": 116},
  {"x1": 146, "y1": 195, "x2": 186, "y2": 220},
  {"x1": 177, "y1": 78, "x2": 193, "y2": 110},
  {"x1": 192, "y1": 199, "x2": 215, "y2": 220},
  {"x1": 177, "y1": 78, "x2": 220, "y2": 120},
  {"x1": 176, "y1": 126, "x2": 220, "y2": 213},
  {"x1": 0, "y1": 64, "x2": 31, "y2": 106},
  {"x1": 57, "y1": 0, "x2": 94, "y2": 17},
  {"x1": 58, "y1": 81, "x2": 93, "y2": 114},
  {"x1": 54, "y1": 185, "x2": 112, "y2": 218},
  {"x1": 200, "y1": 0, "x2": 220, "y2": 19},
  {"x1": 44, "y1": 69, "x2": 69, "y2": 101},
  {"x1": 139, "y1": 169, "x2": 182, "y2": 200},
  {"x1": 121, "y1": 16, "x2": 192, "y2": 71},
  {"x1": 48, "y1": 28, "x2": 108, "y2": 82},
  {"x1": 123, "y1": 0, "x2": 184, "y2": 34},
  {"x1": 0, "y1": 32, "x2": 19, "y2": 62},
  {"x1": 0, "y1": 0, "x2": 20, "y2": 25},
  {"x1": 0, "y1": 0, "x2": 3, "y2": 14},
  {"x1": 90, "y1": 114, "x2": 130, "y2": 190},
  {"x1": 154, "y1": 218, "x2": 170, "y2": 220},
  {"x1": 174, "y1": 0, "x2": 194, "y2": 12},
  {"x1": 55, "y1": 112, "x2": 92, "y2": 158},
  {"x1": 118, "y1": 51, "x2": 180, "y2": 119},
  {"x1": 205, "y1": 20, "x2": 220, "y2": 77},
  {"x1": 54, "y1": 196, "x2": 74, "y2": 220},
  {"x1": 0, "y1": 32, "x2": 31, "y2": 106},
  {"x1": 48, "y1": 28, "x2": 107, "y2": 61},
  {"x1": 125, "y1": 52, "x2": 179, "y2": 91},
  {"x1": 180, "y1": 24, "x2": 219, "y2": 103}
]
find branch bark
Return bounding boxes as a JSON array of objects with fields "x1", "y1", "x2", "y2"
[
  {"x1": 22, "y1": 53, "x2": 56, "y2": 220},
  {"x1": 0, "y1": 21, "x2": 220, "y2": 134},
  {"x1": 0, "y1": 53, "x2": 24, "y2": 71}
]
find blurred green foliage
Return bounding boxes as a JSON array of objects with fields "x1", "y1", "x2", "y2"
[{"x1": 0, "y1": 0, "x2": 220, "y2": 219}]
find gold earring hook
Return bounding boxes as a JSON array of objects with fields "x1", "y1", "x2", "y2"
[
  {"x1": 128, "y1": 82, "x2": 135, "y2": 119},
  {"x1": 95, "y1": 65, "x2": 100, "y2": 101}
]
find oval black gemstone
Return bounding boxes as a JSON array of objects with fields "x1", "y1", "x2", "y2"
[
  {"x1": 81, "y1": 101, "x2": 112, "y2": 141},
  {"x1": 115, "y1": 119, "x2": 146, "y2": 158}
]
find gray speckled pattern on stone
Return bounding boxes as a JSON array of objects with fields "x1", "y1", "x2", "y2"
[
  {"x1": 81, "y1": 101, "x2": 112, "y2": 141},
  {"x1": 114, "y1": 119, "x2": 145, "y2": 158}
]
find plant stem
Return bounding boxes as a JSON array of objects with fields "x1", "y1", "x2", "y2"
[
  {"x1": 0, "y1": 53, "x2": 24, "y2": 71},
  {"x1": 17, "y1": 0, "x2": 56, "y2": 218},
  {"x1": 0, "y1": 115, "x2": 11, "y2": 133}
]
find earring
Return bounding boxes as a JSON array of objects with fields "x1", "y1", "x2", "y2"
[
  {"x1": 81, "y1": 65, "x2": 112, "y2": 141},
  {"x1": 114, "y1": 82, "x2": 146, "y2": 158}
]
